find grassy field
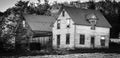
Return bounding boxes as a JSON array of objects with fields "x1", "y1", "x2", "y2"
[{"x1": 18, "y1": 53, "x2": 120, "y2": 58}]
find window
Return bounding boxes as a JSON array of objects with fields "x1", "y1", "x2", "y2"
[
  {"x1": 57, "y1": 20, "x2": 60, "y2": 29},
  {"x1": 57, "y1": 34, "x2": 60, "y2": 45},
  {"x1": 91, "y1": 36, "x2": 95, "y2": 47},
  {"x1": 66, "y1": 33, "x2": 70, "y2": 44},
  {"x1": 62, "y1": 11, "x2": 65, "y2": 17},
  {"x1": 100, "y1": 36, "x2": 106, "y2": 46},
  {"x1": 91, "y1": 25, "x2": 95, "y2": 30},
  {"x1": 86, "y1": 14, "x2": 97, "y2": 30},
  {"x1": 90, "y1": 20, "x2": 96, "y2": 30},
  {"x1": 79, "y1": 34, "x2": 85, "y2": 44},
  {"x1": 66, "y1": 18, "x2": 70, "y2": 28},
  {"x1": 90, "y1": 20, "x2": 97, "y2": 25}
]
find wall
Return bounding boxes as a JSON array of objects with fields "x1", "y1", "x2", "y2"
[
  {"x1": 52, "y1": 9, "x2": 75, "y2": 49},
  {"x1": 52, "y1": 9, "x2": 110, "y2": 49},
  {"x1": 75, "y1": 25, "x2": 110, "y2": 48},
  {"x1": 30, "y1": 36, "x2": 52, "y2": 47}
]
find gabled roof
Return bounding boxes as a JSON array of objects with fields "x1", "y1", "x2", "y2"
[
  {"x1": 64, "y1": 7, "x2": 112, "y2": 28},
  {"x1": 24, "y1": 15, "x2": 56, "y2": 32}
]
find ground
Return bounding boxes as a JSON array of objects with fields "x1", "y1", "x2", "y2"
[
  {"x1": 17, "y1": 53, "x2": 120, "y2": 58},
  {"x1": 0, "y1": 42, "x2": 120, "y2": 58}
]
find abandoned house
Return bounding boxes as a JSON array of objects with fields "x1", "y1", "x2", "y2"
[
  {"x1": 52, "y1": 7, "x2": 111, "y2": 49},
  {"x1": 24, "y1": 15, "x2": 55, "y2": 50}
]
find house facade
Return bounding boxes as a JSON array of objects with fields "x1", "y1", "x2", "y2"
[{"x1": 52, "y1": 7, "x2": 111, "y2": 49}]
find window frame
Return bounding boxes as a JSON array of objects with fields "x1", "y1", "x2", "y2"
[
  {"x1": 57, "y1": 34, "x2": 61, "y2": 45},
  {"x1": 100, "y1": 35, "x2": 106, "y2": 47},
  {"x1": 79, "y1": 34, "x2": 85, "y2": 45},
  {"x1": 90, "y1": 19, "x2": 96, "y2": 30},
  {"x1": 62, "y1": 10, "x2": 65, "y2": 17},
  {"x1": 66, "y1": 18, "x2": 70, "y2": 28},
  {"x1": 57, "y1": 20, "x2": 60, "y2": 29},
  {"x1": 66, "y1": 33, "x2": 70, "y2": 44}
]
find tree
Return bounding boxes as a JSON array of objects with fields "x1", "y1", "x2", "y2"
[
  {"x1": 0, "y1": 12, "x2": 4, "y2": 16},
  {"x1": 15, "y1": 0, "x2": 29, "y2": 14},
  {"x1": 88, "y1": 1, "x2": 96, "y2": 9}
]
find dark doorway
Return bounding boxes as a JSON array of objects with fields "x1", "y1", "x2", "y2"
[{"x1": 91, "y1": 36, "x2": 95, "y2": 48}]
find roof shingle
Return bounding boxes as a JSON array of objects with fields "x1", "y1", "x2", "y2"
[
  {"x1": 24, "y1": 15, "x2": 56, "y2": 31},
  {"x1": 64, "y1": 7, "x2": 112, "y2": 28}
]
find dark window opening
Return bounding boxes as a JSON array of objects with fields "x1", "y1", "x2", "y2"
[
  {"x1": 57, "y1": 34, "x2": 60, "y2": 45},
  {"x1": 100, "y1": 36, "x2": 106, "y2": 47},
  {"x1": 62, "y1": 11, "x2": 65, "y2": 17},
  {"x1": 66, "y1": 34, "x2": 70, "y2": 44},
  {"x1": 91, "y1": 36, "x2": 95, "y2": 47},
  {"x1": 57, "y1": 20, "x2": 60, "y2": 29},
  {"x1": 80, "y1": 34, "x2": 85, "y2": 44},
  {"x1": 90, "y1": 20, "x2": 96, "y2": 30},
  {"x1": 67, "y1": 25, "x2": 70, "y2": 28},
  {"x1": 66, "y1": 18, "x2": 70, "y2": 28},
  {"x1": 101, "y1": 39, "x2": 105, "y2": 46}
]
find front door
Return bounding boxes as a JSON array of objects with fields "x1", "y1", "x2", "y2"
[
  {"x1": 57, "y1": 35, "x2": 60, "y2": 48},
  {"x1": 91, "y1": 36, "x2": 95, "y2": 48}
]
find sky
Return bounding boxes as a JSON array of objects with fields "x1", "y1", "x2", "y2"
[{"x1": 0, "y1": 0, "x2": 120, "y2": 12}]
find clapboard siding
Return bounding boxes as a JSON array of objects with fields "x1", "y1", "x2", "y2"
[{"x1": 30, "y1": 36, "x2": 52, "y2": 46}]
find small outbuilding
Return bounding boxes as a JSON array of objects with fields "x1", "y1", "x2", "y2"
[{"x1": 24, "y1": 15, "x2": 55, "y2": 50}]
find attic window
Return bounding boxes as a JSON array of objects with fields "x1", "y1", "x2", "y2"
[
  {"x1": 66, "y1": 18, "x2": 70, "y2": 28},
  {"x1": 90, "y1": 20, "x2": 96, "y2": 30},
  {"x1": 62, "y1": 11, "x2": 65, "y2": 17},
  {"x1": 86, "y1": 13, "x2": 98, "y2": 30},
  {"x1": 57, "y1": 20, "x2": 60, "y2": 29}
]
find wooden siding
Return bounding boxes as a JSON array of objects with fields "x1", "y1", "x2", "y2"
[
  {"x1": 75, "y1": 25, "x2": 110, "y2": 48},
  {"x1": 53, "y1": 9, "x2": 110, "y2": 49},
  {"x1": 53, "y1": 9, "x2": 75, "y2": 49},
  {"x1": 30, "y1": 36, "x2": 52, "y2": 46}
]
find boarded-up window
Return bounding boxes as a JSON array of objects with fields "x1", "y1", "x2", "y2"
[
  {"x1": 66, "y1": 33, "x2": 70, "y2": 44},
  {"x1": 79, "y1": 34, "x2": 85, "y2": 44},
  {"x1": 57, "y1": 20, "x2": 60, "y2": 29}
]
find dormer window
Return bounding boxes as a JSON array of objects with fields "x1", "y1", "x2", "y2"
[
  {"x1": 86, "y1": 13, "x2": 98, "y2": 30},
  {"x1": 57, "y1": 19, "x2": 60, "y2": 29},
  {"x1": 66, "y1": 18, "x2": 70, "y2": 28}
]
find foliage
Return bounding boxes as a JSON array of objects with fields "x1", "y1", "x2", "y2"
[
  {"x1": 4, "y1": 0, "x2": 51, "y2": 15},
  {"x1": 1, "y1": 0, "x2": 120, "y2": 50},
  {"x1": 0, "y1": 0, "x2": 51, "y2": 50},
  {"x1": 61, "y1": 0, "x2": 120, "y2": 38}
]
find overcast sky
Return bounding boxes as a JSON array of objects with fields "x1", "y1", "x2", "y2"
[{"x1": 0, "y1": 0, "x2": 120, "y2": 12}]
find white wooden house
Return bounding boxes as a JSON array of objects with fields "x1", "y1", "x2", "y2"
[{"x1": 52, "y1": 7, "x2": 111, "y2": 49}]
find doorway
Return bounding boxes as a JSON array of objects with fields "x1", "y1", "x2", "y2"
[{"x1": 91, "y1": 36, "x2": 95, "y2": 48}]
